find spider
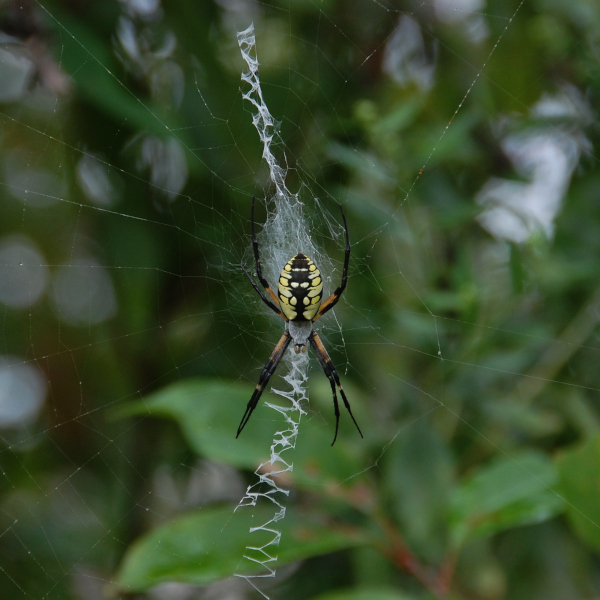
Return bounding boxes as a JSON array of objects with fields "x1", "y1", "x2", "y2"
[{"x1": 237, "y1": 197, "x2": 363, "y2": 446}]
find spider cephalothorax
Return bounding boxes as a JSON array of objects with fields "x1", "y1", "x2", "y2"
[{"x1": 238, "y1": 197, "x2": 363, "y2": 445}]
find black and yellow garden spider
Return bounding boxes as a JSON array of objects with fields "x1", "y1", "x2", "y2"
[{"x1": 238, "y1": 197, "x2": 363, "y2": 445}]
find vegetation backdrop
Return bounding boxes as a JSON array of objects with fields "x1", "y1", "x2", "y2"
[{"x1": 1, "y1": 0, "x2": 600, "y2": 599}]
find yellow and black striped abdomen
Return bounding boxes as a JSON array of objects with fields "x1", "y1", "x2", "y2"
[{"x1": 278, "y1": 253, "x2": 323, "y2": 321}]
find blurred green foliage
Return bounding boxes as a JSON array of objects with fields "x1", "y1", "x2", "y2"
[{"x1": 1, "y1": 0, "x2": 600, "y2": 599}]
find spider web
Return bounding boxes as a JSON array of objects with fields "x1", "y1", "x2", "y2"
[{"x1": 0, "y1": 0, "x2": 599, "y2": 599}]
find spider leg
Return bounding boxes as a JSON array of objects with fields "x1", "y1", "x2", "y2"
[
  {"x1": 237, "y1": 331, "x2": 292, "y2": 438},
  {"x1": 242, "y1": 197, "x2": 288, "y2": 321},
  {"x1": 309, "y1": 331, "x2": 363, "y2": 446},
  {"x1": 251, "y1": 196, "x2": 283, "y2": 308},
  {"x1": 242, "y1": 264, "x2": 287, "y2": 320},
  {"x1": 312, "y1": 204, "x2": 350, "y2": 322}
]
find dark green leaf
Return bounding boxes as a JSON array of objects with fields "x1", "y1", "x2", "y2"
[
  {"x1": 383, "y1": 421, "x2": 454, "y2": 561},
  {"x1": 312, "y1": 587, "x2": 417, "y2": 600},
  {"x1": 556, "y1": 434, "x2": 600, "y2": 552},
  {"x1": 451, "y1": 452, "x2": 565, "y2": 544}
]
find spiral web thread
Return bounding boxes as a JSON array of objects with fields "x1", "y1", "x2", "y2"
[{"x1": 233, "y1": 23, "x2": 314, "y2": 597}]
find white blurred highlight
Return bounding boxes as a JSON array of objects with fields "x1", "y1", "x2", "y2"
[
  {"x1": 51, "y1": 259, "x2": 118, "y2": 326},
  {"x1": 477, "y1": 88, "x2": 591, "y2": 244},
  {"x1": 5, "y1": 152, "x2": 67, "y2": 207},
  {"x1": 0, "y1": 236, "x2": 48, "y2": 308},
  {"x1": 0, "y1": 47, "x2": 35, "y2": 103},
  {"x1": 434, "y1": 0, "x2": 489, "y2": 43},
  {"x1": 119, "y1": 0, "x2": 161, "y2": 19},
  {"x1": 0, "y1": 358, "x2": 46, "y2": 428},
  {"x1": 77, "y1": 154, "x2": 122, "y2": 207},
  {"x1": 382, "y1": 16, "x2": 435, "y2": 92},
  {"x1": 128, "y1": 134, "x2": 188, "y2": 201}
]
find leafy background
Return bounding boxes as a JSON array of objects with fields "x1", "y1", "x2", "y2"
[{"x1": 1, "y1": 0, "x2": 600, "y2": 599}]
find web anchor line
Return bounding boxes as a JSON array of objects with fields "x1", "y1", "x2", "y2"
[{"x1": 234, "y1": 23, "x2": 310, "y2": 597}]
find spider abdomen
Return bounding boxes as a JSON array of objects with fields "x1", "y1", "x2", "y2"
[{"x1": 278, "y1": 253, "x2": 323, "y2": 321}]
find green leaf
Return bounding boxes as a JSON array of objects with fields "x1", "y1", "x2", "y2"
[
  {"x1": 450, "y1": 452, "x2": 565, "y2": 544},
  {"x1": 372, "y1": 98, "x2": 422, "y2": 136},
  {"x1": 312, "y1": 587, "x2": 417, "y2": 600},
  {"x1": 556, "y1": 434, "x2": 600, "y2": 552},
  {"x1": 382, "y1": 420, "x2": 454, "y2": 561},
  {"x1": 116, "y1": 504, "x2": 368, "y2": 591},
  {"x1": 114, "y1": 378, "x2": 364, "y2": 485},
  {"x1": 114, "y1": 379, "x2": 271, "y2": 469}
]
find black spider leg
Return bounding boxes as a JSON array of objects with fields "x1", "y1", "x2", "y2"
[
  {"x1": 309, "y1": 331, "x2": 363, "y2": 445},
  {"x1": 250, "y1": 196, "x2": 278, "y2": 303},
  {"x1": 242, "y1": 264, "x2": 287, "y2": 320},
  {"x1": 313, "y1": 204, "x2": 350, "y2": 322},
  {"x1": 237, "y1": 331, "x2": 292, "y2": 438},
  {"x1": 241, "y1": 196, "x2": 288, "y2": 321}
]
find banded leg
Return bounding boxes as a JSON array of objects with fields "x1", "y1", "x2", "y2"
[
  {"x1": 242, "y1": 197, "x2": 288, "y2": 320},
  {"x1": 313, "y1": 204, "x2": 350, "y2": 322},
  {"x1": 242, "y1": 264, "x2": 287, "y2": 320},
  {"x1": 251, "y1": 196, "x2": 283, "y2": 309},
  {"x1": 309, "y1": 331, "x2": 363, "y2": 445},
  {"x1": 237, "y1": 331, "x2": 292, "y2": 438}
]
